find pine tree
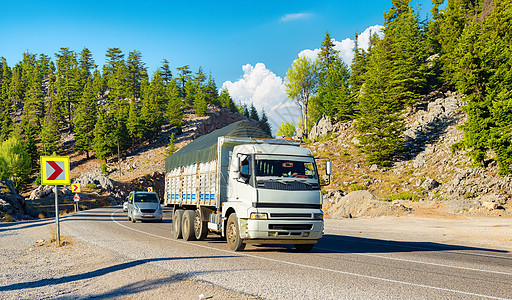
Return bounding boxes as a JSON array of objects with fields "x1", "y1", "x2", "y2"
[
  {"x1": 127, "y1": 50, "x2": 146, "y2": 99},
  {"x1": 0, "y1": 101, "x2": 13, "y2": 142},
  {"x1": 452, "y1": 0, "x2": 512, "y2": 174},
  {"x1": 166, "y1": 80, "x2": 183, "y2": 127},
  {"x1": 176, "y1": 65, "x2": 192, "y2": 98},
  {"x1": 74, "y1": 80, "x2": 97, "y2": 158},
  {"x1": 194, "y1": 88, "x2": 207, "y2": 117},
  {"x1": 349, "y1": 32, "x2": 370, "y2": 98},
  {"x1": 55, "y1": 47, "x2": 80, "y2": 130},
  {"x1": 355, "y1": 34, "x2": 405, "y2": 167},
  {"x1": 92, "y1": 108, "x2": 116, "y2": 162},
  {"x1": 40, "y1": 113, "x2": 60, "y2": 156},
  {"x1": 219, "y1": 88, "x2": 237, "y2": 112},
  {"x1": 317, "y1": 57, "x2": 352, "y2": 120},
  {"x1": 23, "y1": 125, "x2": 39, "y2": 172},
  {"x1": 78, "y1": 48, "x2": 94, "y2": 91},
  {"x1": 249, "y1": 104, "x2": 260, "y2": 122},
  {"x1": 318, "y1": 31, "x2": 339, "y2": 70},
  {"x1": 259, "y1": 110, "x2": 272, "y2": 137},
  {"x1": 140, "y1": 86, "x2": 162, "y2": 140},
  {"x1": 160, "y1": 59, "x2": 173, "y2": 84},
  {"x1": 383, "y1": 0, "x2": 428, "y2": 107},
  {"x1": 92, "y1": 67, "x2": 104, "y2": 97},
  {"x1": 127, "y1": 99, "x2": 143, "y2": 145},
  {"x1": 204, "y1": 73, "x2": 219, "y2": 106}
]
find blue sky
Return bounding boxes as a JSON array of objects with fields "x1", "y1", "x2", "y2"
[{"x1": 0, "y1": 0, "x2": 435, "y2": 132}]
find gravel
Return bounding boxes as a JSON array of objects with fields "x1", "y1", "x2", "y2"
[{"x1": 0, "y1": 219, "x2": 255, "y2": 299}]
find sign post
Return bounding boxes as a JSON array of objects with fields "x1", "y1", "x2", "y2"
[{"x1": 41, "y1": 156, "x2": 70, "y2": 246}]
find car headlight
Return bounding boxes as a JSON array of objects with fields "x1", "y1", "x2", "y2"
[
  {"x1": 250, "y1": 212, "x2": 268, "y2": 220},
  {"x1": 313, "y1": 213, "x2": 323, "y2": 220},
  {"x1": 135, "y1": 207, "x2": 141, "y2": 212}
]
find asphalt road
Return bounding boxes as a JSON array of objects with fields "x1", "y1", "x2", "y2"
[{"x1": 61, "y1": 207, "x2": 512, "y2": 300}]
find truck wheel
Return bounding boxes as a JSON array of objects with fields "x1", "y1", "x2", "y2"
[
  {"x1": 226, "y1": 213, "x2": 245, "y2": 251},
  {"x1": 182, "y1": 210, "x2": 197, "y2": 241},
  {"x1": 194, "y1": 209, "x2": 208, "y2": 241},
  {"x1": 295, "y1": 244, "x2": 314, "y2": 252},
  {"x1": 171, "y1": 209, "x2": 184, "y2": 239}
]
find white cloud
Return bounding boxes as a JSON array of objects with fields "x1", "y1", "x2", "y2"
[
  {"x1": 222, "y1": 63, "x2": 300, "y2": 135},
  {"x1": 356, "y1": 25, "x2": 384, "y2": 50},
  {"x1": 297, "y1": 25, "x2": 384, "y2": 66},
  {"x1": 280, "y1": 13, "x2": 312, "y2": 22},
  {"x1": 221, "y1": 25, "x2": 385, "y2": 135}
]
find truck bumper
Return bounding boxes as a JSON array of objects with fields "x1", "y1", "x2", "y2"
[{"x1": 241, "y1": 219, "x2": 323, "y2": 243}]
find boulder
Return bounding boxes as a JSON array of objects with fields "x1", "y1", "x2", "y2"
[
  {"x1": 420, "y1": 177, "x2": 440, "y2": 191},
  {"x1": 76, "y1": 172, "x2": 114, "y2": 191},
  {"x1": 0, "y1": 179, "x2": 36, "y2": 221},
  {"x1": 309, "y1": 115, "x2": 334, "y2": 140}
]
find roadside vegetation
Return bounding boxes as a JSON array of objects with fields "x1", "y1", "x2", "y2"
[{"x1": 1, "y1": 0, "x2": 511, "y2": 196}]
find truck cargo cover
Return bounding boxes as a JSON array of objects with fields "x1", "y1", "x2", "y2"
[{"x1": 165, "y1": 120, "x2": 271, "y2": 172}]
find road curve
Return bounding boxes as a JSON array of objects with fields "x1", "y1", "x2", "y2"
[{"x1": 61, "y1": 207, "x2": 512, "y2": 300}]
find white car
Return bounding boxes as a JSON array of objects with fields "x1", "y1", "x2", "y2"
[{"x1": 123, "y1": 198, "x2": 128, "y2": 212}]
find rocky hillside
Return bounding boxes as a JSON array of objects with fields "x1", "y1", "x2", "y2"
[
  {"x1": 309, "y1": 90, "x2": 512, "y2": 218},
  {"x1": 10, "y1": 91, "x2": 511, "y2": 222}
]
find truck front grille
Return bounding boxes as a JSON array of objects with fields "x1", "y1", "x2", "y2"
[
  {"x1": 268, "y1": 224, "x2": 312, "y2": 230},
  {"x1": 270, "y1": 213, "x2": 311, "y2": 219}
]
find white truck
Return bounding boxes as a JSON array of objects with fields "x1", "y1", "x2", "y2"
[{"x1": 164, "y1": 121, "x2": 331, "y2": 252}]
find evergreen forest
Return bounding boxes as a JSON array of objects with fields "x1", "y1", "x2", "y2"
[{"x1": 1, "y1": 0, "x2": 512, "y2": 190}]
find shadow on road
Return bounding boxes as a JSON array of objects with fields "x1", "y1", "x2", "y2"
[
  {"x1": 316, "y1": 234, "x2": 510, "y2": 254},
  {"x1": 0, "y1": 256, "x2": 236, "y2": 292}
]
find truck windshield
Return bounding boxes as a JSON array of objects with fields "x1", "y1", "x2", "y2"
[
  {"x1": 134, "y1": 194, "x2": 159, "y2": 203},
  {"x1": 255, "y1": 159, "x2": 318, "y2": 180}
]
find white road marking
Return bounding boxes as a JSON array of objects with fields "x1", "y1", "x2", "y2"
[
  {"x1": 110, "y1": 210, "x2": 510, "y2": 300},
  {"x1": 315, "y1": 246, "x2": 512, "y2": 276}
]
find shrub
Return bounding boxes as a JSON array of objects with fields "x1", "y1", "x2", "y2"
[
  {"x1": 349, "y1": 183, "x2": 367, "y2": 192},
  {"x1": 34, "y1": 174, "x2": 41, "y2": 186},
  {"x1": 390, "y1": 192, "x2": 419, "y2": 201},
  {"x1": 100, "y1": 163, "x2": 108, "y2": 174},
  {"x1": 4, "y1": 213, "x2": 14, "y2": 222},
  {"x1": 86, "y1": 183, "x2": 97, "y2": 189}
]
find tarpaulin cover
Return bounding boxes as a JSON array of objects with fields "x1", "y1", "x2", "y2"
[{"x1": 165, "y1": 120, "x2": 271, "y2": 172}]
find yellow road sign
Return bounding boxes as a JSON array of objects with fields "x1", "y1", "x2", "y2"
[
  {"x1": 41, "y1": 156, "x2": 70, "y2": 185},
  {"x1": 71, "y1": 183, "x2": 81, "y2": 193},
  {"x1": 148, "y1": 187, "x2": 153, "y2": 192}
]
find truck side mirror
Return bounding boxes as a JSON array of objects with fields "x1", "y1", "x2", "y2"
[
  {"x1": 233, "y1": 157, "x2": 241, "y2": 179},
  {"x1": 326, "y1": 161, "x2": 332, "y2": 176}
]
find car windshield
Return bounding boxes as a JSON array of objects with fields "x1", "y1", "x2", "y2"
[
  {"x1": 255, "y1": 159, "x2": 318, "y2": 180},
  {"x1": 134, "y1": 194, "x2": 159, "y2": 203}
]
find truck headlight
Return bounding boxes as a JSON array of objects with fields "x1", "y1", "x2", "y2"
[
  {"x1": 250, "y1": 213, "x2": 268, "y2": 220},
  {"x1": 313, "y1": 213, "x2": 323, "y2": 220}
]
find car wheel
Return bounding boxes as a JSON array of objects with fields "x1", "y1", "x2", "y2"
[
  {"x1": 226, "y1": 213, "x2": 245, "y2": 251},
  {"x1": 194, "y1": 209, "x2": 208, "y2": 241},
  {"x1": 171, "y1": 209, "x2": 184, "y2": 239},
  {"x1": 182, "y1": 210, "x2": 196, "y2": 241}
]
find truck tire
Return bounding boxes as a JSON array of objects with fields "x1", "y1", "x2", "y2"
[
  {"x1": 226, "y1": 213, "x2": 245, "y2": 251},
  {"x1": 182, "y1": 210, "x2": 196, "y2": 241},
  {"x1": 294, "y1": 244, "x2": 314, "y2": 252},
  {"x1": 194, "y1": 209, "x2": 208, "y2": 241},
  {"x1": 171, "y1": 209, "x2": 184, "y2": 239}
]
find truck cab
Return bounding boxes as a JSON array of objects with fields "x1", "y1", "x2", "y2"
[{"x1": 222, "y1": 144, "x2": 325, "y2": 251}]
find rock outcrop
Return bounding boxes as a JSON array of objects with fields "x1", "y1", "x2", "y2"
[{"x1": 1, "y1": 180, "x2": 38, "y2": 221}]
